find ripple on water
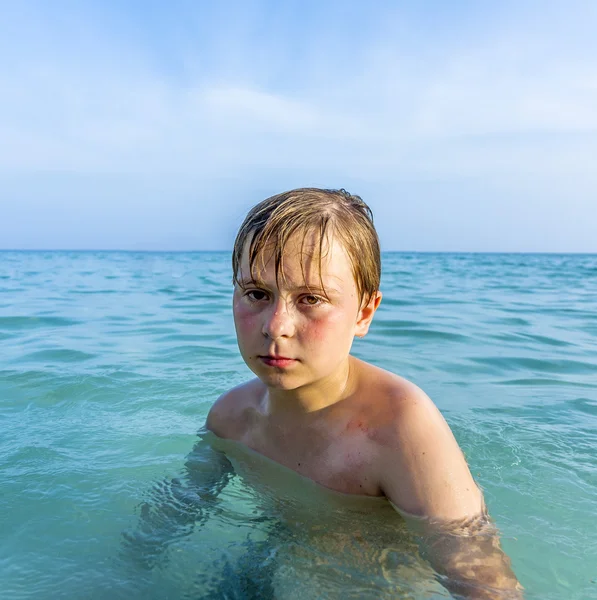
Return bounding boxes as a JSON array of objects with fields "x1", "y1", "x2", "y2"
[
  {"x1": 470, "y1": 356, "x2": 597, "y2": 376},
  {"x1": 497, "y1": 377, "x2": 597, "y2": 389},
  {"x1": 379, "y1": 298, "x2": 416, "y2": 307},
  {"x1": 374, "y1": 319, "x2": 425, "y2": 329},
  {"x1": 70, "y1": 289, "x2": 122, "y2": 295},
  {"x1": 156, "y1": 334, "x2": 208, "y2": 343},
  {"x1": 172, "y1": 318, "x2": 212, "y2": 326},
  {"x1": 15, "y1": 349, "x2": 96, "y2": 364},
  {"x1": 131, "y1": 326, "x2": 180, "y2": 336},
  {"x1": 567, "y1": 397, "x2": 597, "y2": 417},
  {"x1": 0, "y1": 316, "x2": 81, "y2": 330},
  {"x1": 149, "y1": 344, "x2": 234, "y2": 362},
  {"x1": 395, "y1": 328, "x2": 469, "y2": 342},
  {"x1": 489, "y1": 315, "x2": 532, "y2": 327},
  {"x1": 3, "y1": 445, "x2": 72, "y2": 478},
  {"x1": 488, "y1": 332, "x2": 575, "y2": 348}
]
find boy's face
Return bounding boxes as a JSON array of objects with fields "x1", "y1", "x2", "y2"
[{"x1": 233, "y1": 231, "x2": 380, "y2": 392}]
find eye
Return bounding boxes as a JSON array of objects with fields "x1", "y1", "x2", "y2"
[
  {"x1": 301, "y1": 294, "x2": 323, "y2": 306},
  {"x1": 246, "y1": 289, "x2": 268, "y2": 302}
]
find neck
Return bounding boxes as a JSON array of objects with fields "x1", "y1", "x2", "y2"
[{"x1": 263, "y1": 356, "x2": 355, "y2": 417}]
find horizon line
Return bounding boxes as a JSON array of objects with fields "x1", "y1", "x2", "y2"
[{"x1": 1, "y1": 249, "x2": 596, "y2": 256}]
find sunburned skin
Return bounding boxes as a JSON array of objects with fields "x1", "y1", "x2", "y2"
[{"x1": 207, "y1": 230, "x2": 523, "y2": 598}]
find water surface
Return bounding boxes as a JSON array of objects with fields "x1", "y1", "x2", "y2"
[{"x1": 1, "y1": 251, "x2": 596, "y2": 598}]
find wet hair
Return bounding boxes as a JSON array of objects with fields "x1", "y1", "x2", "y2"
[{"x1": 232, "y1": 188, "x2": 381, "y2": 306}]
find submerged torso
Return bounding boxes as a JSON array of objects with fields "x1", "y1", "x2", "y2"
[{"x1": 203, "y1": 431, "x2": 443, "y2": 600}]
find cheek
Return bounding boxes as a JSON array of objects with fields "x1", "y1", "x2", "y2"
[
  {"x1": 233, "y1": 301, "x2": 259, "y2": 337},
  {"x1": 303, "y1": 319, "x2": 327, "y2": 343},
  {"x1": 303, "y1": 310, "x2": 354, "y2": 344}
]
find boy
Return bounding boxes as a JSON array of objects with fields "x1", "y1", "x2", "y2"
[{"x1": 207, "y1": 188, "x2": 522, "y2": 599}]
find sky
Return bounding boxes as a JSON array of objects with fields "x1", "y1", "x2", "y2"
[{"x1": 1, "y1": 0, "x2": 596, "y2": 252}]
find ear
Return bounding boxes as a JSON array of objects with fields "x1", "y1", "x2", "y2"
[{"x1": 355, "y1": 291, "x2": 382, "y2": 338}]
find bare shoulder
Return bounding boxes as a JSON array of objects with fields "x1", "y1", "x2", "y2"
[
  {"x1": 354, "y1": 359, "x2": 454, "y2": 438},
  {"x1": 206, "y1": 378, "x2": 264, "y2": 440},
  {"x1": 355, "y1": 361, "x2": 483, "y2": 520},
  {"x1": 353, "y1": 357, "x2": 429, "y2": 417}
]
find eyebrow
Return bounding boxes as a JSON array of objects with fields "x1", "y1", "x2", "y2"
[
  {"x1": 237, "y1": 278, "x2": 266, "y2": 289},
  {"x1": 237, "y1": 278, "x2": 339, "y2": 295}
]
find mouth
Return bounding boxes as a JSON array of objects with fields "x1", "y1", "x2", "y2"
[{"x1": 258, "y1": 355, "x2": 297, "y2": 368}]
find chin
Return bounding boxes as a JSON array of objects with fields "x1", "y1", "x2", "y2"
[
  {"x1": 252, "y1": 368, "x2": 304, "y2": 390},
  {"x1": 260, "y1": 374, "x2": 302, "y2": 390}
]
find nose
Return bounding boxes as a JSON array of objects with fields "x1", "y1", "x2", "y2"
[{"x1": 262, "y1": 299, "x2": 296, "y2": 339}]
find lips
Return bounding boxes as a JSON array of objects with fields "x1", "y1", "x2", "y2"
[{"x1": 259, "y1": 355, "x2": 297, "y2": 368}]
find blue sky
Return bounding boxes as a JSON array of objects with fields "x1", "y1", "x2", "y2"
[{"x1": 1, "y1": 0, "x2": 596, "y2": 252}]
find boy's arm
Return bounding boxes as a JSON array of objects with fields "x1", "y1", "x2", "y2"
[
  {"x1": 414, "y1": 513, "x2": 523, "y2": 600},
  {"x1": 121, "y1": 424, "x2": 233, "y2": 570},
  {"x1": 378, "y1": 389, "x2": 523, "y2": 599}
]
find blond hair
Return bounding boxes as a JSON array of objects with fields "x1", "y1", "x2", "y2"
[{"x1": 232, "y1": 188, "x2": 381, "y2": 306}]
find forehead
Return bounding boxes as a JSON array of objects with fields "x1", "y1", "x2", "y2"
[{"x1": 238, "y1": 229, "x2": 355, "y2": 287}]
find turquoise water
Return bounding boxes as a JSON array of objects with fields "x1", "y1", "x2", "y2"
[{"x1": 1, "y1": 251, "x2": 596, "y2": 599}]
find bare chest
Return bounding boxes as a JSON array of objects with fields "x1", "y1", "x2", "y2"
[{"x1": 240, "y1": 424, "x2": 382, "y2": 497}]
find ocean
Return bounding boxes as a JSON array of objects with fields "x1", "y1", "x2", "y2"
[{"x1": 1, "y1": 251, "x2": 596, "y2": 599}]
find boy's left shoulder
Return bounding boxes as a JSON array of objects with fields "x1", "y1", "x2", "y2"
[
  {"x1": 353, "y1": 358, "x2": 433, "y2": 419},
  {"x1": 355, "y1": 360, "x2": 484, "y2": 520}
]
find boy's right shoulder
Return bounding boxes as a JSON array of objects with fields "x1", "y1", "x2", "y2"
[{"x1": 206, "y1": 378, "x2": 264, "y2": 440}]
